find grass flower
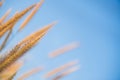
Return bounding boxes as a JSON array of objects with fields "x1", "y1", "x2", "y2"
[
  {"x1": 19, "y1": 0, "x2": 44, "y2": 31},
  {"x1": 0, "y1": 0, "x2": 79, "y2": 80}
]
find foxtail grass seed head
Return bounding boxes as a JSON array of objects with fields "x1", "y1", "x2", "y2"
[
  {"x1": 19, "y1": 0, "x2": 44, "y2": 31},
  {"x1": 18, "y1": 21, "x2": 57, "y2": 45},
  {"x1": 0, "y1": 21, "x2": 16, "y2": 38},
  {"x1": 52, "y1": 65, "x2": 80, "y2": 80},
  {"x1": 17, "y1": 66, "x2": 43, "y2": 80},
  {"x1": 0, "y1": 61, "x2": 23, "y2": 80},
  {"x1": 0, "y1": 25, "x2": 50, "y2": 72},
  {"x1": 0, "y1": 8, "x2": 12, "y2": 23},
  {"x1": 0, "y1": 22, "x2": 55, "y2": 66},
  {"x1": 44, "y1": 60, "x2": 79, "y2": 78},
  {"x1": 49, "y1": 42, "x2": 79, "y2": 58},
  {"x1": 0, "y1": 4, "x2": 36, "y2": 33},
  {"x1": 0, "y1": 0, "x2": 79, "y2": 79}
]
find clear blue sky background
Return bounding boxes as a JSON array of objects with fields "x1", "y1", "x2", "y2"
[{"x1": 0, "y1": 0, "x2": 120, "y2": 80}]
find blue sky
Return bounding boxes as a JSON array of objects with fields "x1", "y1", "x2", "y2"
[{"x1": 0, "y1": 0, "x2": 120, "y2": 80}]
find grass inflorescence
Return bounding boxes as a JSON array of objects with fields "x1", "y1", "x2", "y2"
[{"x1": 0, "y1": 0, "x2": 80, "y2": 80}]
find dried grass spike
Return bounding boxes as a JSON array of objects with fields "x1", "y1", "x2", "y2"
[
  {"x1": 0, "y1": 28, "x2": 48, "y2": 72},
  {"x1": 19, "y1": 21, "x2": 57, "y2": 45},
  {"x1": 49, "y1": 42, "x2": 79, "y2": 58},
  {"x1": 0, "y1": 22, "x2": 55, "y2": 68},
  {"x1": 52, "y1": 65, "x2": 80, "y2": 80},
  {"x1": 0, "y1": 4, "x2": 36, "y2": 32},
  {"x1": 0, "y1": 61, "x2": 23, "y2": 80},
  {"x1": 19, "y1": 0, "x2": 44, "y2": 31},
  {"x1": 44, "y1": 60, "x2": 79, "y2": 78},
  {"x1": 0, "y1": 8, "x2": 12, "y2": 23},
  {"x1": 0, "y1": 20, "x2": 17, "y2": 38},
  {"x1": 17, "y1": 66, "x2": 43, "y2": 80}
]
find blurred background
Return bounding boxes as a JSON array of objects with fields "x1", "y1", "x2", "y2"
[{"x1": 0, "y1": 0, "x2": 120, "y2": 80}]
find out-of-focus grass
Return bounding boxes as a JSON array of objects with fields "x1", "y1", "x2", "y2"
[{"x1": 0, "y1": 0, "x2": 79, "y2": 80}]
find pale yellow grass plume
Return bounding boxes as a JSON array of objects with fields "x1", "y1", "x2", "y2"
[
  {"x1": 19, "y1": 0, "x2": 44, "y2": 31},
  {"x1": 0, "y1": 22, "x2": 56, "y2": 64},
  {"x1": 0, "y1": 32, "x2": 45, "y2": 72},
  {"x1": 0, "y1": 4, "x2": 36, "y2": 37},
  {"x1": 44, "y1": 60, "x2": 79, "y2": 78},
  {"x1": 49, "y1": 42, "x2": 79, "y2": 58},
  {"x1": 18, "y1": 22, "x2": 56, "y2": 46},
  {"x1": 0, "y1": 22, "x2": 14, "y2": 38},
  {"x1": 52, "y1": 65, "x2": 80, "y2": 80},
  {"x1": 0, "y1": 22, "x2": 55, "y2": 64},
  {"x1": 17, "y1": 66, "x2": 43, "y2": 80},
  {"x1": 0, "y1": 61, "x2": 23, "y2": 80},
  {"x1": 0, "y1": 16, "x2": 18, "y2": 38},
  {"x1": 0, "y1": 8, "x2": 12, "y2": 24},
  {"x1": 0, "y1": 12, "x2": 19, "y2": 51},
  {"x1": 0, "y1": 22, "x2": 55, "y2": 72},
  {"x1": 0, "y1": 0, "x2": 80, "y2": 79}
]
